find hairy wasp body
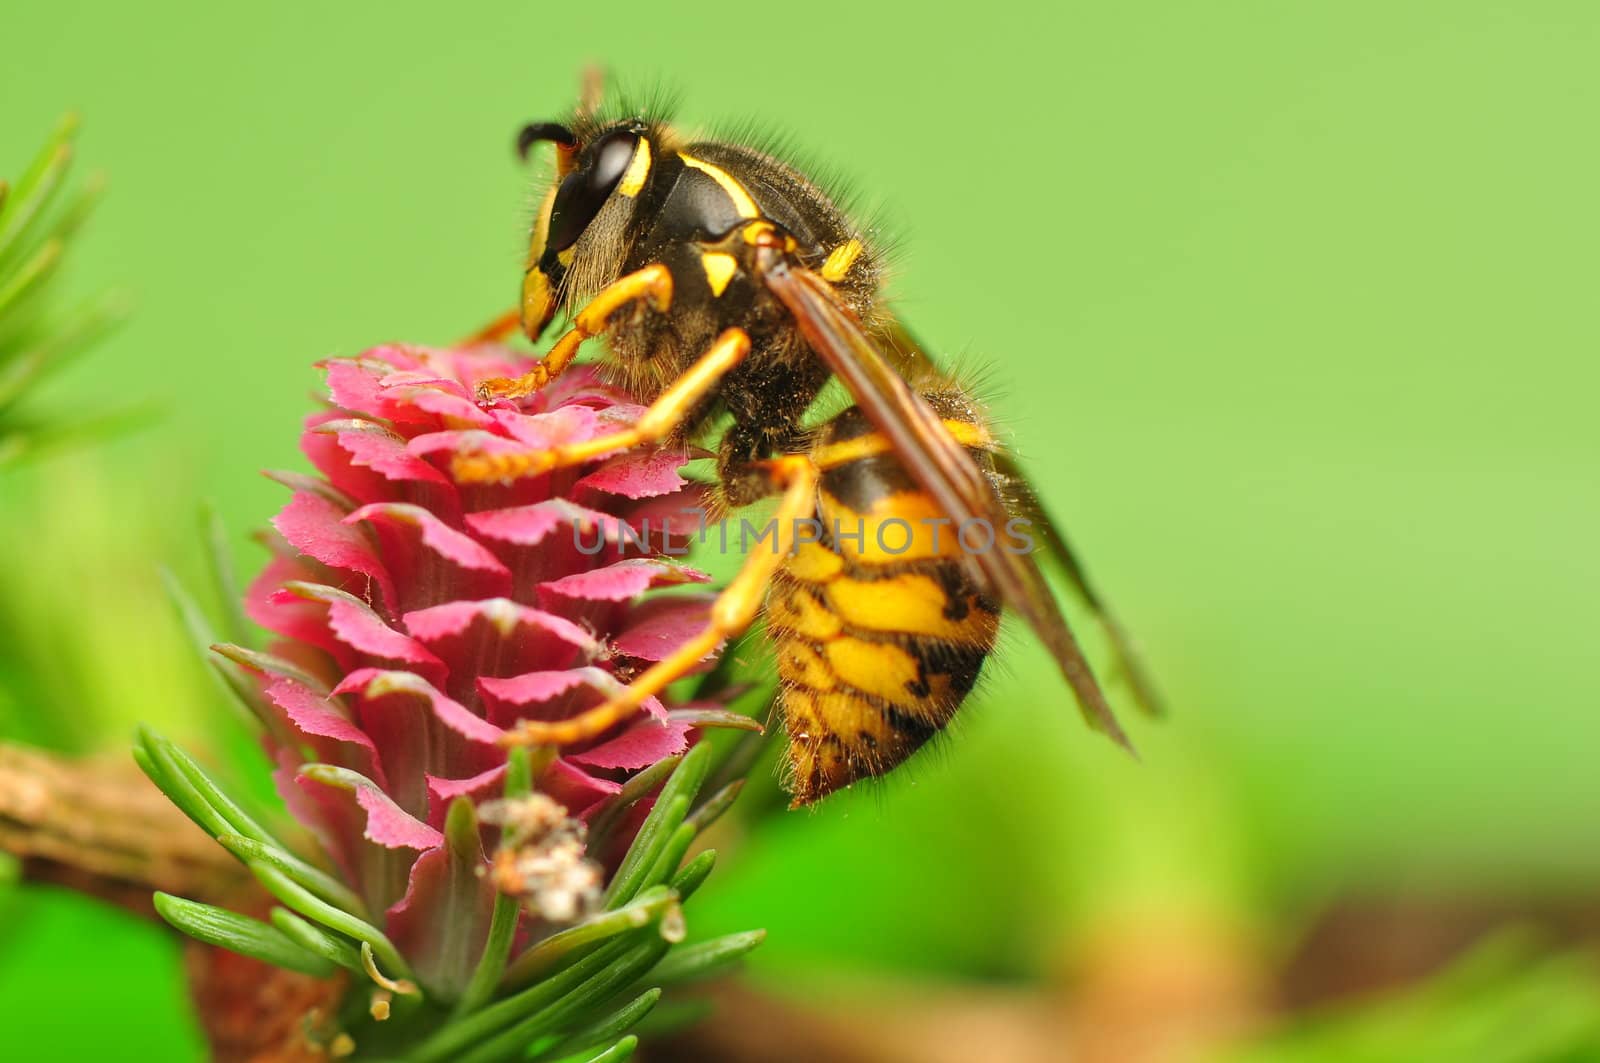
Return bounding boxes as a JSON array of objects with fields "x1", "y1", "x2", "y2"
[
  {"x1": 770, "y1": 403, "x2": 1004, "y2": 803},
  {"x1": 457, "y1": 95, "x2": 1158, "y2": 805}
]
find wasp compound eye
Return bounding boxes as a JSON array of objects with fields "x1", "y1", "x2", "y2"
[
  {"x1": 515, "y1": 121, "x2": 577, "y2": 160},
  {"x1": 545, "y1": 130, "x2": 640, "y2": 254},
  {"x1": 588, "y1": 129, "x2": 639, "y2": 193}
]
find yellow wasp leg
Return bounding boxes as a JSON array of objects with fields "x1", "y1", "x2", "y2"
[
  {"x1": 454, "y1": 327, "x2": 750, "y2": 484},
  {"x1": 473, "y1": 263, "x2": 674, "y2": 404},
  {"x1": 501, "y1": 454, "x2": 819, "y2": 748}
]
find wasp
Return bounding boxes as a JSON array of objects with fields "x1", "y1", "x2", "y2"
[{"x1": 454, "y1": 88, "x2": 1161, "y2": 806}]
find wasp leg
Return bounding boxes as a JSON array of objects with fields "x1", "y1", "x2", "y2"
[
  {"x1": 473, "y1": 263, "x2": 674, "y2": 404},
  {"x1": 456, "y1": 308, "x2": 522, "y2": 347},
  {"x1": 502, "y1": 454, "x2": 819, "y2": 748},
  {"x1": 454, "y1": 326, "x2": 750, "y2": 484}
]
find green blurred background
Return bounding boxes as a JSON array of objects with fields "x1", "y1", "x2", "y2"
[{"x1": 3, "y1": 1, "x2": 1598, "y2": 1058}]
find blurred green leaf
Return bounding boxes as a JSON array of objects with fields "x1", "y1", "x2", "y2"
[
  {"x1": 0, "y1": 113, "x2": 76, "y2": 262},
  {"x1": 1220, "y1": 934, "x2": 1600, "y2": 1063},
  {"x1": 200, "y1": 501, "x2": 251, "y2": 648},
  {"x1": 0, "y1": 115, "x2": 139, "y2": 466}
]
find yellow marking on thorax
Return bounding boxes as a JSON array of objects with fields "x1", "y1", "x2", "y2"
[
  {"x1": 811, "y1": 419, "x2": 994, "y2": 471},
  {"x1": 618, "y1": 137, "x2": 652, "y2": 197},
  {"x1": 820, "y1": 239, "x2": 863, "y2": 282},
  {"x1": 678, "y1": 152, "x2": 760, "y2": 219},
  {"x1": 740, "y1": 220, "x2": 796, "y2": 251},
  {"x1": 699, "y1": 251, "x2": 738, "y2": 296}
]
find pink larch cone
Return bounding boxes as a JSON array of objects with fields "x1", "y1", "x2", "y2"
[{"x1": 233, "y1": 343, "x2": 726, "y2": 996}]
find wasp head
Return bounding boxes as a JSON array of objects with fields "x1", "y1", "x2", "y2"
[{"x1": 516, "y1": 118, "x2": 654, "y2": 339}]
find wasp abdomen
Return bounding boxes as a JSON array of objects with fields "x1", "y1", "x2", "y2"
[{"x1": 769, "y1": 407, "x2": 1002, "y2": 806}]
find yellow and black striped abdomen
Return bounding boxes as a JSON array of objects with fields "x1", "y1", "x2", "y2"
[{"x1": 769, "y1": 407, "x2": 1001, "y2": 806}]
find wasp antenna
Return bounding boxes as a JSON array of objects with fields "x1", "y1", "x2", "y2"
[
  {"x1": 578, "y1": 65, "x2": 607, "y2": 119},
  {"x1": 516, "y1": 122, "x2": 577, "y2": 160}
]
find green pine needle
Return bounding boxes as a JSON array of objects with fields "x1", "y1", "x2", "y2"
[
  {"x1": 573, "y1": 1036, "x2": 638, "y2": 1063},
  {"x1": 505, "y1": 887, "x2": 680, "y2": 989},
  {"x1": 135, "y1": 620, "x2": 763, "y2": 1059},
  {"x1": 668, "y1": 849, "x2": 717, "y2": 902},
  {"x1": 153, "y1": 892, "x2": 337, "y2": 979},
  {"x1": 132, "y1": 740, "x2": 223, "y2": 840},
  {"x1": 639, "y1": 821, "x2": 696, "y2": 896},
  {"x1": 604, "y1": 795, "x2": 690, "y2": 909},
  {"x1": 0, "y1": 289, "x2": 127, "y2": 411},
  {"x1": 411, "y1": 938, "x2": 641, "y2": 1063},
  {"x1": 455, "y1": 748, "x2": 537, "y2": 1017},
  {"x1": 628, "y1": 998, "x2": 714, "y2": 1041},
  {"x1": 604, "y1": 742, "x2": 712, "y2": 908},
  {"x1": 210, "y1": 642, "x2": 331, "y2": 696},
  {"x1": 647, "y1": 930, "x2": 768, "y2": 987},
  {"x1": 201, "y1": 501, "x2": 252, "y2": 647},
  {"x1": 215, "y1": 834, "x2": 369, "y2": 920},
  {"x1": 529, "y1": 989, "x2": 659, "y2": 1063},
  {"x1": 585, "y1": 754, "x2": 682, "y2": 849},
  {"x1": 248, "y1": 861, "x2": 414, "y2": 987},
  {"x1": 449, "y1": 937, "x2": 670, "y2": 1063},
  {"x1": 135, "y1": 726, "x2": 278, "y2": 846},
  {"x1": 684, "y1": 779, "x2": 744, "y2": 834},
  {"x1": 269, "y1": 907, "x2": 367, "y2": 974},
  {"x1": 0, "y1": 115, "x2": 140, "y2": 464},
  {"x1": 0, "y1": 114, "x2": 77, "y2": 262},
  {"x1": 159, "y1": 569, "x2": 270, "y2": 732}
]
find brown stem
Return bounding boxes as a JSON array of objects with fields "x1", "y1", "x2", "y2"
[
  {"x1": 0, "y1": 740, "x2": 346, "y2": 1061},
  {"x1": 0, "y1": 740, "x2": 245, "y2": 916}
]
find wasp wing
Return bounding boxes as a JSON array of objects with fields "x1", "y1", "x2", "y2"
[
  {"x1": 990, "y1": 450, "x2": 1165, "y2": 717},
  {"x1": 879, "y1": 315, "x2": 1163, "y2": 717},
  {"x1": 762, "y1": 260, "x2": 1134, "y2": 751},
  {"x1": 886, "y1": 312, "x2": 1163, "y2": 716}
]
